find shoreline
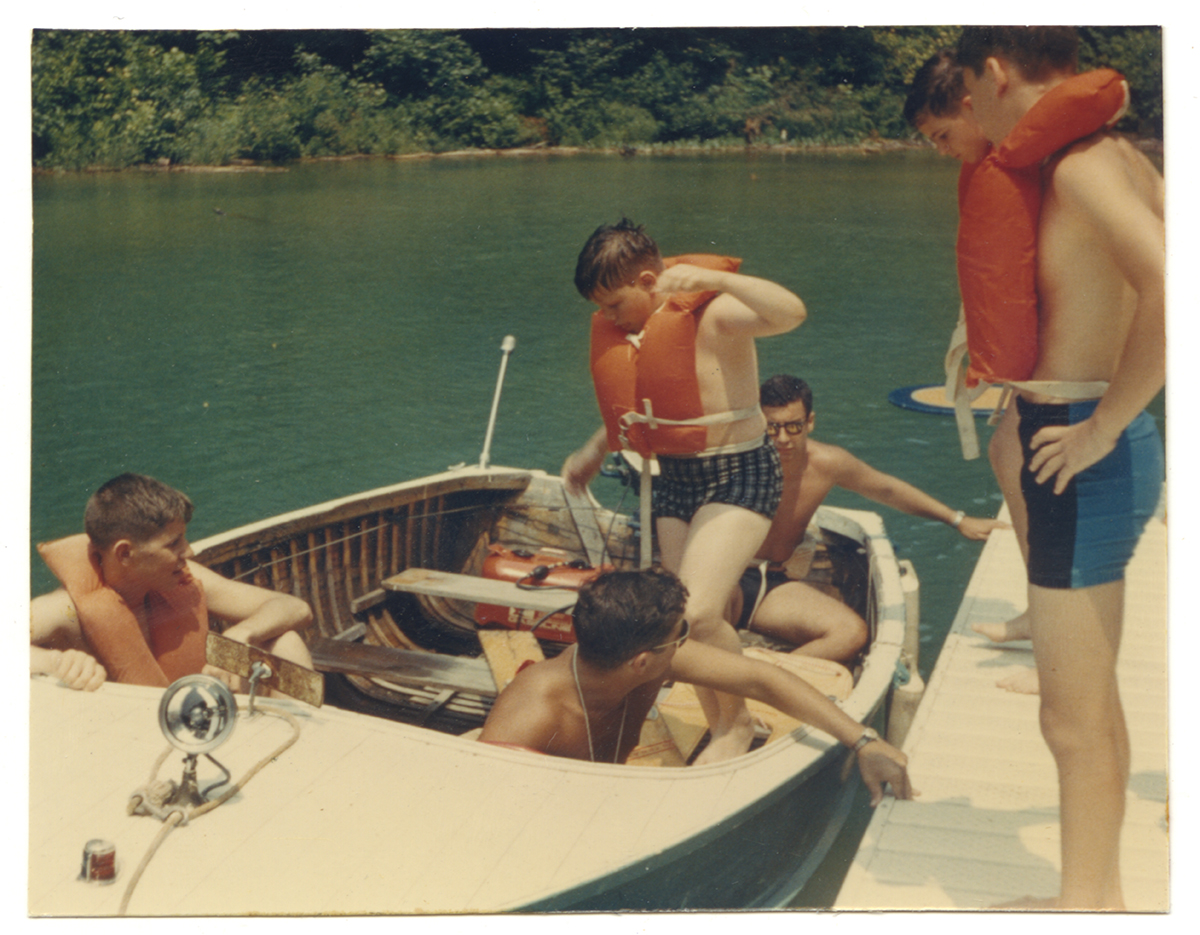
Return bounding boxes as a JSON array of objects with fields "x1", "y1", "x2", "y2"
[{"x1": 32, "y1": 134, "x2": 1164, "y2": 175}]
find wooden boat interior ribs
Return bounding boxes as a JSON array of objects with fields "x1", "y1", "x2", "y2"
[{"x1": 193, "y1": 467, "x2": 877, "y2": 743}]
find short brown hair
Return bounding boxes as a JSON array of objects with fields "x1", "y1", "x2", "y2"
[
  {"x1": 904, "y1": 49, "x2": 967, "y2": 126},
  {"x1": 572, "y1": 567, "x2": 688, "y2": 669},
  {"x1": 84, "y1": 473, "x2": 194, "y2": 548},
  {"x1": 956, "y1": 27, "x2": 1079, "y2": 81},
  {"x1": 574, "y1": 218, "x2": 664, "y2": 300}
]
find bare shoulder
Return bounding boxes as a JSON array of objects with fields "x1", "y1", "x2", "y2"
[
  {"x1": 30, "y1": 588, "x2": 84, "y2": 647},
  {"x1": 807, "y1": 439, "x2": 862, "y2": 481},
  {"x1": 480, "y1": 660, "x2": 571, "y2": 748},
  {"x1": 1048, "y1": 135, "x2": 1163, "y2": 216}
]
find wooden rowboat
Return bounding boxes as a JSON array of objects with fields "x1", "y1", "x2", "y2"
[{"x1": 29, "y1": 463, "x2": 915, "y2": 914}]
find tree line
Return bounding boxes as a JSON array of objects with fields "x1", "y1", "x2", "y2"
[{"x1": 31, "y1": 26, "x2": 1163, "y2": 170}]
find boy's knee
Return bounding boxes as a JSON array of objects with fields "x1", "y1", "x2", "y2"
[
  {"x1": 267, "y1": 631, "x2": 314, "y2": 669},
  {"x1": 1038, "y1": 697, "x2": 1120, "y2": 756}
]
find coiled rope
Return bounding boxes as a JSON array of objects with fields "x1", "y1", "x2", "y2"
[{"x1": 119, "y1": 701, "x2": 302, "y2": 915}]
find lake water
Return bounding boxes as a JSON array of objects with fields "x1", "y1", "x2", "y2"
[
  {"x1": 28, "y1": 151, "x2": 1166, "y2": 905},
  {"x1": 31, "y1": 151, "x2": 1048, "y2": 667}
]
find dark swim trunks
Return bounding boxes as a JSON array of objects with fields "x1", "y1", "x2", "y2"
[
  {"x1": 653, "y1": 437, "x2": 783, "y2": 522},
  {"x1": 735, "y1": 563, "x2": 791, "y2": 630},
  {"x1": 1017, "y1": 396, "x2": 1163, "y2": 590}
]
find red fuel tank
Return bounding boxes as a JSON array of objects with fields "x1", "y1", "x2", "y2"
[{"x1": 473, "y1": 544, "x2": 613, "y2": 643}]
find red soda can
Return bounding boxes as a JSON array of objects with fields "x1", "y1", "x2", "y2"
[{"x1": 79, "y1": 839, "x2": 117, "y2": 884}]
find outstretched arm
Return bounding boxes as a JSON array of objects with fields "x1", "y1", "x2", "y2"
[
  {"x1": 653, "y1": 264, "x2": 806, "y2": 337},
  {"x1": 670, "y1": 641, "x2": 915, "y2": 804},
  {"x1": 190, "y1": 563, "x2": 312, "y2": 647},
  {"x1": 834, "y1": 450, "x2": 1009, "y2": 541}
]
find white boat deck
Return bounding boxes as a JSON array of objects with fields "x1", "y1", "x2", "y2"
[{"x1": 836, "y1": 515, "x2": 1168, "y2": 910}]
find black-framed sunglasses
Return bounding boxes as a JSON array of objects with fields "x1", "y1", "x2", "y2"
[
  {"x1": 766, "y1": 421, "x2": 807, "y2": 437},
  {"x1": 648, "y1": 619, "x2": 690, "y2": 653}
]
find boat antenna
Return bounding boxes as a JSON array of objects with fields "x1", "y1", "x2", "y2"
[{"x1": 479, "y1": 334, "x2": 517, "y2": 469}]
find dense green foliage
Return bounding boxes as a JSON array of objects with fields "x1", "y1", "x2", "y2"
[{"x1": 31, "y1": 26, "x2": 1163, "y2": 169}]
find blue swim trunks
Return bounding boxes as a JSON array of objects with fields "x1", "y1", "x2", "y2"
[{"x1": 1017, "y1": 396, "x2": 1163, "y2": 590}]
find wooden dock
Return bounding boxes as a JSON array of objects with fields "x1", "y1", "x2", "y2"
[{"x1": 836, "y1": 513, "x2": 1168, "y2": 910}]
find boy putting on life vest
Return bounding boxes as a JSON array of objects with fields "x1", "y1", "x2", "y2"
[
  {"x1": 479, "y1": 566, "x2": 914, "y2": 804},
  {"x1": 954, "y1": 27, "x2": 1164, "y2": 909},
  {"x1": 729, "y1": 375, "x2": 1008, "y2": 663},
  {"x1": 31, "y1": 472, "x2": 314, "y2": 692},
  {"x1": 562, "y1": 219, "x2": 806, "y2": 763}
]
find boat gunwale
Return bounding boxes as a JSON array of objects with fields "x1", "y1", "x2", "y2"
[{"x1": 190, "y1": 465, "x2": 537, "y2": 564}]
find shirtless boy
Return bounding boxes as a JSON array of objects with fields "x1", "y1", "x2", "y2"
[
  {"x1": 729, "y1": 375, "x2": 1008, "y2": 663},
  {"x1": 956, "y1": 27, "x2": 1165, "y2": 909},
  {"x1": 479, "y1": 566, "x2": 913, "y2": 804},
  {"x1": 31, "y1": 473, "x2": 314, "y2": 692},
  {"x1": 562, "y1": 220, "x2": 806, "y2": 763}
]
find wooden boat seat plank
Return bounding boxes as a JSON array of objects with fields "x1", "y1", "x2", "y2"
[
  {"x1": 382, "y1": 567, "x2": 578, "y2": 613},
  {"x1": 478, "y1": 629, "x2": 545, "y2": 691},
  {"x1": 310, "y1": 636, "x2": 497, "y2": 695}
]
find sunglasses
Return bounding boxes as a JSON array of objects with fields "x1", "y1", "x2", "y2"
[
  {"x1": 766, "y1": 421, "x2": 807, "y2": 437},
  {"x1": 648, "y1": 619, "x2": 690, "y2": 653}
]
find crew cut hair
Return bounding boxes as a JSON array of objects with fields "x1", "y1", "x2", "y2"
[
  {"x1": 574, "y1": 218, "x2": 664, "y2": 300},
  {"x1": 956, "y1": 26, "x2": 1079, "y2": 81},
  {"x1": 572, "y1": 567, "x2": 688, "y2": 669},
  {"x1": 904, "y1": 49, "x2": 967, "y2": 126},
  {"x1": 84, "y1": 473, "x2": 194, "y2": 548},
  {"x1": 760, "y1": 374, "x2": 814, "y2": 415}
]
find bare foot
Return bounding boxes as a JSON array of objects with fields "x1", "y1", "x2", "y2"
[
  {"x1": 972, "y1": 611, "x2": 1032, "y2": 644},
  {"x1": 996, "y1": 667, "x2": 1040, "y2": 695},
  {"x1": 992, "y1": 894, "x2": 1059, "y2": 910},
  {"x1": 693, "y1": 717, "x2": 757, "y2": 764}
]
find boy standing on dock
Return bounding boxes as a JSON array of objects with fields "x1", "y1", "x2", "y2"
[
  {"x1": 956, "y1": 27, "x2": 1164, "y2": 909},
  {"x1": 562, "y1": 219, "x2": 806, "y2": 763},
  {"x1": 31, "y1": 473, "x2": 314, "y2": 691}
]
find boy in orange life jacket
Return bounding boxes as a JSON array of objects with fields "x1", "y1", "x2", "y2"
[
  {"x1": 956, "y1": 27, "x2": 1164, "y2": 910},
  {"x1": 906, "y1": 50, "x2": 1043, "y2": 691},
  {"x1": 31, "y1": 473, "x2": 313, "y2": 692},
  {"x1": 562, "y1": 219, "x2": 806, "y2": 764}
]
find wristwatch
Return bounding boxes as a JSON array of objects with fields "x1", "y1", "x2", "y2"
[{"x1": 851, "y1": 727, "x2": 880, "y2": 753}]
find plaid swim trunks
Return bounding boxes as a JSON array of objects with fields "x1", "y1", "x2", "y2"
[{"x1": 653, "y1": 437, "x2": 783, "y2": 522}]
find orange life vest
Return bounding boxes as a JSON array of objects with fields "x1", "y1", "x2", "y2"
[
  {"x1": 956, "y1": 69, "x2": 1129, "y2": 386},
  {"x1": 590, "y1": 254, "x2": 742, "y2": 457},
  {"x1": 38, "y1": 534, "x2": 209, "y2": 687}
]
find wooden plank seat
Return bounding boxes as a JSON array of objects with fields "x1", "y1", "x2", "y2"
[
  {"x1": 310, "y1": 637, "x2": 498, "y2": 696},
  {"x1": 381, "y1": 567, "x2": 578, "y2": 614}
]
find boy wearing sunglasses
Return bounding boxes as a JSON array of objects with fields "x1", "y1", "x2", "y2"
[
  {"x1": 728, "y1": 375, "x2": 1008, "y2": 662},
  {"x1": 479, "y1": 567, "x2": 913, "y2": 805}
]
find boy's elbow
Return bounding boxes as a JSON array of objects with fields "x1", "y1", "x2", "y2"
[
  {"x1": 283, "y1": 595, "x2": 314, "y2": 630},
  {"x1": 785, "y1": 298, "x2": 807, "y2": 329}
]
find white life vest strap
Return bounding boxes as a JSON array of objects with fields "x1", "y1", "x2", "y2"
[{"x1": 618, "y1": 399, "x2": 762, "y2": 452}]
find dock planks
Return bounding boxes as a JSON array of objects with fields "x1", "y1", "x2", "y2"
[{"x1": 835, "y1": 513, "x2": 1168, "y2": 910}]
